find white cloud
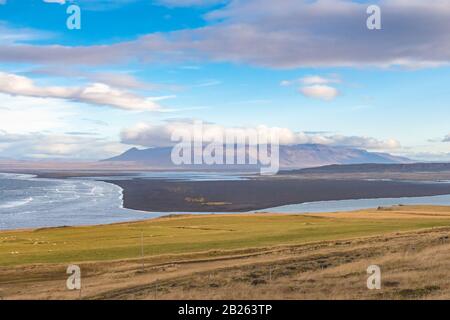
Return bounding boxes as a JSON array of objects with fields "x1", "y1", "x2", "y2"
[
  {"x1": 121, "y1": 122, "x2": 177, "y2": 147},
  {"x1": 0, "y1": 72, "x2": 163, "y2": 111},
  {"x1": 299, "y1": 85, "x2": 339, "y2": 101},
  {"x1": 1, "y1": 1, "x2": 450, "y2": 68},
  {"x1": 301, "y1": 75, "x2": 340, "y2": 85},
  {"x1": 0, "y1": 93, "x2": 74, "y2": 133},
  {"x1": 89, "y1": 72, "x2": 157, "y2": 90},
  {"x1": 43, "y1": 0, "x2": 66, "y2": 4},
  {"x1": 443, "y1": 134, "x2": 450, "y2": 142},
  {"x1": 281, "y1": 75, "x2": 341, "y2": 86},
  {"x1": 121, "y1": 119, "x2": 400, "y2": 151},
  {"x1": 282, "y1": 75, "x2": 341, "y2": 100},
  {"x1": 0, "y1": 131, "x2": 126, "y2": 159},
  {"x1": 0, "y1": 92, "x2": 127, "y2": 159}
]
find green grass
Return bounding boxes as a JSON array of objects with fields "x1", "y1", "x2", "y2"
[{"x1": 1, "y1": 213, "x2": 450, "y2": 266}]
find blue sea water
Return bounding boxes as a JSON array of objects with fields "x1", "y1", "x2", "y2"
[
  {"x1": 79, "y1": 171, "x2": 250, "y2": 181},
  {"x1": 0, "y1": 173, "x2": 158, "y2": 230},
  {"x1": 0, "y1": 171, "x2": 248, "y2": 230},
  {"x1": 257, "y1": 193, "x2": 450, "y2": 213}
]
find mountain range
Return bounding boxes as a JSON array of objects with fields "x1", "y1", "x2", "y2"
[{"x1": 104, "y1": 144, "x2": 411, "y2": 170}]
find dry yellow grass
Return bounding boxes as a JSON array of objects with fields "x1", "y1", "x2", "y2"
[
  {"x1": 92, "y1": 227, "x2": 450, "y2": 300},
  {"x1": 0, "y1": 205, "x2": 450, "y2": 300}
]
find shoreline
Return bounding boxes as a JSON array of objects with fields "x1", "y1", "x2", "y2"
[
  {"x1": 4, "y1": 203, "x2": 450, "y2": 234},
  {"x1": 107, "y1": 178, "x2": 450, "y2": 212},
  {"x1": 0, "y1": 172, "x2": 158, "y2": 231},
  {"x1": 4, "y1": 170, "x2": 450, "y2": 231}
]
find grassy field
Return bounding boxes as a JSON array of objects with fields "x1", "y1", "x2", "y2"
[
  {"x1": 2, "y1": 205, "x2": 450, "y2": 266},
  {"x1": 1, "y1": 205, "x2": 450, "y2": 299}
]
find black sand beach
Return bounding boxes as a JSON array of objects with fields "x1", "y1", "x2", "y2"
[{"x1": 107, "y1": 178, "x2": 450, "y2": 212}]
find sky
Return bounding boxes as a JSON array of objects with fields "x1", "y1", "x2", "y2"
[{"x1": 0, "y1": 0, "x2": 449, "y2": 160}]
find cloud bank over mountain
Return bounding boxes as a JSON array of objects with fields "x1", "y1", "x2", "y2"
[{"x1": 121, "y1": 120, "x2": 401, "y2": 150}]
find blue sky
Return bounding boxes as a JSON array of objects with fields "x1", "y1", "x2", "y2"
[{"x1": 0, "y1": 0, "x2": 449, "y2": 160}]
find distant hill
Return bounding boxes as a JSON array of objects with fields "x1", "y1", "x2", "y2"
[
  {"x1": 282, "y1": 162, "x2": 450, "y2": 174},
  {"x1": 106, "y1": 147, "x2": 175, "y2": 167},
  {"x1": 104, "y1": 144, "x2": 411, "y2": 170},
  {"x1": 278, "y1": 144, "x2": 411, "y2": 168}
]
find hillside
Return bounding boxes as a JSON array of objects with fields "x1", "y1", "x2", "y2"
[{"x1": 104, "y1": 144, "x2": 410, "y2": 169}]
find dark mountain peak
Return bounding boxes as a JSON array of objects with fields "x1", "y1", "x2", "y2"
[
  {"x1": 103, "y1": 147, "x2": 143, "y2": 162},
  {"x1": 124, "y1": 147, "x2": 139, "y2": 154}
]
